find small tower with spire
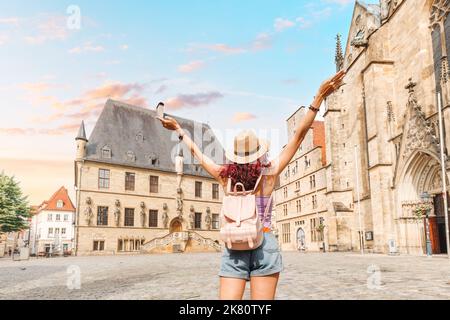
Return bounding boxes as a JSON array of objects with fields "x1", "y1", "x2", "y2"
[
  {"x1": 75, "y1": 121, "x2": 88, "y2": 161},
  {"x1": 335, "y1": 33, "x2": 344, "y2": 73}
]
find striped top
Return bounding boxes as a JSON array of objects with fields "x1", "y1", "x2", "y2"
[{"x1": 256, "y1": 196, "x2": 273, "y2": 229}]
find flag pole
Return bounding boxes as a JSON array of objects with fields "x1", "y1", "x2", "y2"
[{"x1": 437, "y1": 92, "x2": 450, "y2": 259}]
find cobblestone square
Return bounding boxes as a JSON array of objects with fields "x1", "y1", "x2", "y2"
[{"x1": 0, "y1": 252, "x2": 449, "y2": 300}]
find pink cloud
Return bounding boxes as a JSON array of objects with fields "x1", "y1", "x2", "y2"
[
  {"x1": 0, "y1": 17, "x2": 20, "y2": 26},
  {"x1": 0, "y1": 128, "x2": 35, "y2": 135},
  {"x1": 69, "y1": 42, "x2": 105, "y2": 54},
  {"x1": 28, "y1": 82, "x2": 148, "y2": 126},
  {"x1": 186, "y1": 43, "x2": 247, "y2": 55},
  {"x1": 296, "y1": 17, "x2": 312, "y2": 29},
  {"x1": 155, "y1": 85, "x2": 168, "y2": 94},
  {"x1": 25, "y1": 15, "x2": 68, "y2": 44},
  {"x1": 252, "y1": 33, "x2": 273, "y2": 51},
  {"x1": 21, "y1": 82, "x2": 52, "y2": 94},
  {"x1": 324, "y1": 0, "x2": 352, "y2": 5},
  {"x1": 0, "y1": 123, "x2": 82, "y2": 136},
  {"x1": 207, "y1": 44, "x2": 247, "y2": 54},
  {"x1": 274, "y1": 18, "x2": 295, "y2": 32},
  {"x1": 84, "y1": 82, "x2": 145, "y2": 100},
  {"x1": 232, "y1": 112, "x2": 257, "y2": 123},
  {"x1": 0, "y1": 34, "x2": 9, "y2": 45},
  {"x1": 178, "y1": 60, "x2": 205, "y2": 73},
  {"x1": 165, "y1": 91, "x2": 224, "y2": 110},
  {"x1": 186, "y1": 31, "x2": 274, "y2": 56}
]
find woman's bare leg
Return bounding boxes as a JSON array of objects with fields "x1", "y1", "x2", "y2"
[
  {"x1": 249, "y1": 273, "x2": 280, "y2": 300},
  {"x1": 219, "y1": 277, "x2": 247, "y2": 300}
]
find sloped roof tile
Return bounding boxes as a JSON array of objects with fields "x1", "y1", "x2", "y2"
[{"x1": 39, "y1": 186, "x2": 75, "y2": 212}]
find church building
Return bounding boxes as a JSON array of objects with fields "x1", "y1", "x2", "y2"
[{"x1": 324, "y1": 0, "x2": 450, "y2": 254}]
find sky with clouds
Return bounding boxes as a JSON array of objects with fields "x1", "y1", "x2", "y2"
[{"x1": 0, "y1": 0, "x2": 363, "y2": 203}]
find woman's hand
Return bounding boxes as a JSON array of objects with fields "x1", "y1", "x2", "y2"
[
  {"x1": 312, "y1": 70, "x2": 346, "y2": 107},
  {"x1": 272, "y1": 70, "x2": 346, "y2": 175},
  {"x1": 157, "y1": 116, "x2": 181, "y2": 131},
  {"x1": 157, "y1": 115, "x2": 225, "y2": 183}
]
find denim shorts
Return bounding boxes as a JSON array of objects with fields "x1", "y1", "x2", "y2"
[{"x1": 219, "y1": 232, "x2": 283, "y2": 281}]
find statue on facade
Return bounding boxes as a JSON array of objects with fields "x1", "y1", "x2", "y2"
[
  {"x1": 114, "y1": 199, "x2": 121, "y2": 227},
  {"x1": 205, "y1": 209, "x2": 212, "y2": 230},
  {"x1": 84, "y1": 197, "x2": 93, "y2": 225},
  {"x1": 162, "y1": 203, "x2": 169, "y2": 228},
  {"x1": 140, "y1": 202, "x2": 146, "y2": 227},
  {"x1": 189, "y1": 205, "x2": 195, "y2": 229},
  {"x1": 162, "y1": 212, "x2": 169, "y2": 229},
  {"x1": 176, "y1": 188, "x2": 183, "y2": 218},
  {"x1": 84, "y1": 207, "x2": 93, "y2": 226}
]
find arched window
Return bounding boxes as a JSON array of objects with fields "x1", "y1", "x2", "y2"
[{"x1": 56, "y1": 200, "x2": 64, "y2": 208}]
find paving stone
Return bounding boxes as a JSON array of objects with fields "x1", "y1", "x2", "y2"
[{"x1": 0, "y1": 252, "x2": 449, "y2": 300}]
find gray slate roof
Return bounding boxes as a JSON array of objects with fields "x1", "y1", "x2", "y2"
[{"x1": 84, "y1": 99, "x2": 225, "y2": 177}]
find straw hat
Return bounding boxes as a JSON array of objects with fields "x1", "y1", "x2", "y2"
[{"x1": 225, "y1": 130, "x2": 270, "y2": 164}]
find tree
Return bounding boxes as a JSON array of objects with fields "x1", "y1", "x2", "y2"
[{"x1": 0, "y1": 172, "x2": 30, "y2": 233}]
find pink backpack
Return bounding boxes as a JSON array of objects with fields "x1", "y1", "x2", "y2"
[{"x1": 220, "y1": 175, "x2": 273, "y2": 250}]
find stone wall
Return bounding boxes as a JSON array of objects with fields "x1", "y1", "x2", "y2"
[
  {"x1": 75, "y1": 160, "x2": 223, "y2": 255},
  {"x1": 325, "y1": 0, "x2": 450, "y2": 254}
]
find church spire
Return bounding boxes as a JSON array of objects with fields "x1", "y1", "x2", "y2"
[{"x1": 335, "y1": 33, "x2": 344, "y2": 73}]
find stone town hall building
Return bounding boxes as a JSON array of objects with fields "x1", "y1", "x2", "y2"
[
  {"x1": 74, "y1": 99, "x2": 224, "y2": 255},
  {"x1": 323, "y1": 0, "x2": 450, "y2": 255}
]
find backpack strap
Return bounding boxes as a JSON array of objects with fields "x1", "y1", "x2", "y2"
[
  {"x1": 252, "y1": 174, "x2": 263, "y2": 194},
  {"x1": 225, "y1": 174, "x2": 264, "y2": 196}
]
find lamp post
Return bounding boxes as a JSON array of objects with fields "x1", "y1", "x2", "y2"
[
  {"x1": 420, "y1": 192, "x2": 432, "y2": 258},
  {"x1": 437, "y1": 92, "x2": 450, "y2": 259},
  {"x1": 354, "y1": 145, "x2": 364, "y2": 255},
  {"x1": 319, "y1": 217, "x2": 326, "y2": 253}
]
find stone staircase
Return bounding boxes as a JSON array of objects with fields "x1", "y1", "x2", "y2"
[{"x1": 140, "y1": 231, "x2": 222, "y2": 254}]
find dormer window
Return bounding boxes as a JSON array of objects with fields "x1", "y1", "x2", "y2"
[
  {"x1": 136, "y1": 132, "x2": 144, "y2": 142},
  {"x1": 101, "y1": 146, "x2": 112, "y2": 159},
  {"x1": 56, "y1": 200, "x2": 64, "y2": 208},
  {"x1": 148, "y1": 153, "x2": 158, "y2": 166},
  {"x1": 126, "y1": 151, "x2": 136, "y2": 162}
]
